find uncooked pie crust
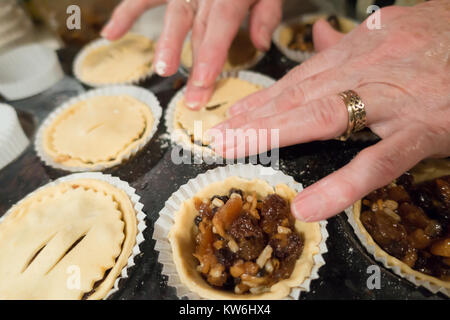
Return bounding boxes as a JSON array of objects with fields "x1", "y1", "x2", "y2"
[
  {"x1": 174, "y1": 77, "x2": 262, "y2": 146},
  {"x1": 169, "y1": 176, "x2": 323, "y2": 300},
  {"x1": 352, "y1": 159, "x2": 450, "y2": 290},
  {"x1": 42, "y1": 94, "x2": 155, "y2": 169},
  {"x1": 0, "y1": 178, "x2": 137, "y2": 300},
  {"x1": 77, "y1": 33, "x2": 155, "y2": 85}
]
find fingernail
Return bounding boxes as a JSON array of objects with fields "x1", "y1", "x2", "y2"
[
  {"x1": 192, "y1": 62, "x2": 212, "y2": 87},
  {"x1": 292, "y1": 193, "x2": 324, "y2": 222},
  {"x1": 186, "y1": 100, "x2": 200, "y2": 109},
  {"x1": 101, "y1": 21, "x2": 113, "y2": 38},
  {"x1": 260, "y1": 25, "x2": 271, "y2": 51},
  {"x1": 154, "y1": 60, "x2": 167, "y2": 76},
  {"x1": 154, "y1": 48, "x2": 174, "y2": 76},
  {"x1": 185, "y1": 88, "x2": 210, "y2": 109}
]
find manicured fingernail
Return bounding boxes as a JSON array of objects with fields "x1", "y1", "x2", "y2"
[
  {"x1": 154, "y1": 60, "x2": 167, "y2": 75},
  {"x1": 292, "y1": 193, "x2": 324, "y2": 222},
  {"x1": 260, "y1": 25, "x2": 271, "y2": 51},
  {"x1": 192, "y1": 62, "x2": 212, "y2": 87},
  {"x1": 154, "y1": 48, "x2": 174, "y2": 76},
  {"x1": 186, "y1": 101, "x2": 200, "y2": 109},
  {"x1": 185, "y1": 88, "x2": 210, "y2": 109}
]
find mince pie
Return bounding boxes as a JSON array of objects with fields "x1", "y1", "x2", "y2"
[
  {"x1": 278, "y1": 14, "x2": 356, "y2": 53},
  {"x1": 181, "y1": 29, "x2": 262, "y2": 72},
  {"x1": 0, "y1": 178, "x2": 137, "y2": 299},
  {"x1": 168, "y1": 176, "x2": 323, "y2": 299},
  {"x1": 76, "y1": 33, "x2": 155, "y2": 85},
  {"x1": 42, "y1": 94, "x2": 155, "y2": 170},
  {"x1": 352, "y1": 159, "x2": 450, "y2": 290},
  {"x1": 174, "y1": 77, "x2": 261, "y2": 148}
]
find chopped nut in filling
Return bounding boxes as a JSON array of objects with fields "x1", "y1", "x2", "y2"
[
  {"x1": 361, "y1": 173, "x2": 450, "y2": 281},
  {"x1": 192, "y1": 188, "x2": 304, "y2": 294}
]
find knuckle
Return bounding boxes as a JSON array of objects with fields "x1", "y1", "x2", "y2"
[
  {"x1": 310, "y1": 98, "x2": 338, "y2": 129},
  {"x1": 215, "y1": 1, "x2": 241, "y2": 20},
  {"x1": 283, "y1": 84, "x2": 305, "y2": 103},
  {"x1": 168, "y1": 0, "x2": 194, "y2": 18},
  {"x1": 362, "y1": 148, "x2": 398, "y2": 179}
]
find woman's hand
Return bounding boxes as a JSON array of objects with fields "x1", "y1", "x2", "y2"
[
  {"x1": 209, "y1": 1, "x2": 450, "y2": 222},
  {"x1": 101, "y1": 0, "x2": 283, "y2": 108}
]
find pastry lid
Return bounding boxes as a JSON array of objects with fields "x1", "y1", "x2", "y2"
[{"x1": 0, "y1": 44, "x2": 64, "y2": 100}]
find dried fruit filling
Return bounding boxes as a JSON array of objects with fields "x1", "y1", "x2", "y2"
[
  {"x1": 288, "y1": 15, "x2": 342, "y2": 52},
  {"x1": 361, "y1": 174, "x2": 450, "y2": 281},
  {"x1": 193, "y1": 189, "x2": 304, "y2": 295}
]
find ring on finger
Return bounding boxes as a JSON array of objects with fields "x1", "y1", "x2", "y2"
[{"x1": 336, "y1": 90, "x2": 367, "y2": 141}]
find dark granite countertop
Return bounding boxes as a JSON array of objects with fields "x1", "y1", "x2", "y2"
[{"x1": 0, "y1": 45, "x2": 445, "y2": 300}]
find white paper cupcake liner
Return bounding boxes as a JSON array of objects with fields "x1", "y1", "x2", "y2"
[
  {"x1": 73, "y1": 33, "x2": 156, "y2": 87},
  {"x1": 345, "y1": 205, "x2": 449, "y2": 297},
  {"x1": 35, "y1": 85, "x2": 162, "y2": 172},
  {"x1": 165, "y1": 70, "x2": 276, "y2": 163},
  {"x1": 0, "y1": 103, "x2": 29, "y2": 170},
  {"x1": 0, "y1": 44, "x2": 63, "y2": 100},
  {"x1": 153, "y1": 164, "x2": 328, "y2": 300},
  {"x1": 273, "y1": 13, "x2": 358, "y2": 63},
  {"x1": 0, "y1": 172, "x2": 147, "y2": 300}
]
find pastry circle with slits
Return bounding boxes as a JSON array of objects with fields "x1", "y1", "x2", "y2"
[
  {"x1": 42, "y1": 95, "x2": 154, "y2": 169},
  {"x1": 174, "y1": 78, "x2": 262, "y2": 146},
  {"x1": 78, "y1": 33, "x2": 155, "y2": 86},
  {"x1": 0, "y1": 179, "x2": 137, "y2": 300}
]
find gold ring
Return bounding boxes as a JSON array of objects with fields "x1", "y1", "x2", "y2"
[{"x1": 336, "y1": 90, "x2": 367, "y2": 141}]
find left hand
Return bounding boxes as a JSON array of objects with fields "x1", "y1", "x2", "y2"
[{"x1": 207, "y1": 2, "x2": 450, "y2": 222}]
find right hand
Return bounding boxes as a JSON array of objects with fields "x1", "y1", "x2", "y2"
[{"x1": 101, "y1": 0, "x2": 283, "y2": 109}]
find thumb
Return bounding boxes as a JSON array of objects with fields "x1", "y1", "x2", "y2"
[{"x1": 313, "y1": 19, "x2": 344, "y2": 52}]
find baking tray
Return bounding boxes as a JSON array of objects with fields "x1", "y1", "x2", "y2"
[{"x1": 0, "y1": 46, "x2": 445, "y2": 300}]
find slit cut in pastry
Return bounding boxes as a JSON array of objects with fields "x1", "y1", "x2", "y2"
[
  {"x1": 174, "y1": 78, "x2": 262, "y2": 148},
  {"x1": 42, "y1": 95, "x2": 154, "y2": 169},
  {"x1": 0, "y1": 179, "x2": 137, "y2": 300}
]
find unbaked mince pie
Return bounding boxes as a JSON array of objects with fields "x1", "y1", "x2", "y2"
[
  {"x1": 41, "y1": 94, "x2": 155, "y2": 170},
  {"x1": 352, "y1": 160, "x2": 450, "y2": 290},
  {"x1": 0, "y1": 178, "x2": 137, "y2": 299},
  {"x1": 173, "y1": 77, "x2": 261, "y2": 149},
  {"x1": 75, "y1": 33, "x2": 155, "y2": 86},
  {"x1": 168, "y1": 176, "x2": 323, "y2": 299}
]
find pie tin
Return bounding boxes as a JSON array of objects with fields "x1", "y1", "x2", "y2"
[
  {"x1": 345, "y1": 192, "x2": 450, "y2": 297},
  {"x1": 273, "y1": 13, "x2": 358, "y2": 63},
  {"x1": 0, "y1": 172, "x2": 147, "y2": 300},
  {"x1": 0, "y1": 103, "x2": 29, "y2": 170},
  {"x1": 35, "y1": 85, "x2": 163, "y2": 172},
  {"x1": 152, "y1": 163, "x2": 328, "y2": 300},
  {"x1": 165, "y1": 70, "x2": 276, "y2": 164},
  {"x1": 73, "y1": 33, "x2": 156, "y2": 87}
]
